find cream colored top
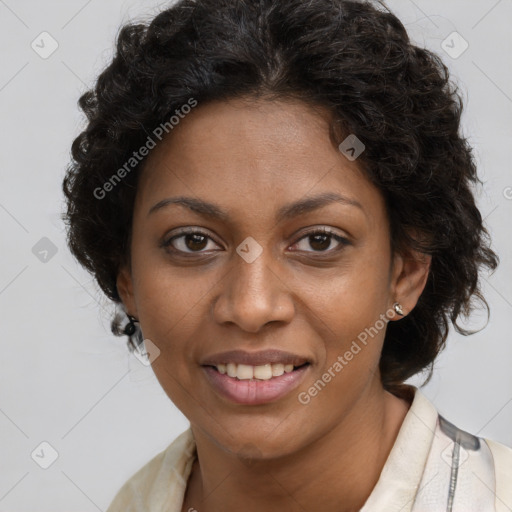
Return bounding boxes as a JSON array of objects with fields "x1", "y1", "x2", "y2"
[{"x1": 106, "y1": 386, "x2": 512, "y2": 511}]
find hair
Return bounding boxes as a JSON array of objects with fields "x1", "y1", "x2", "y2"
[{"x1": 62, "y1": 0, "x2": 498, "y2": 395}]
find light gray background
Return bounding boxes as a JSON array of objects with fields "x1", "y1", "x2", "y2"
[{"x1": 0, "y1": 0, "x2": 511, "y2": 510}]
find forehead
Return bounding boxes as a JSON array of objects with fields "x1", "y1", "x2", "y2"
[{"x1": 136, "y1": 97, "x2": 384, "y2": 223}]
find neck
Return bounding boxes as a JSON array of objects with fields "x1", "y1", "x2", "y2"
[{"x1": 184, "y1": 382, "x2": 412, "y2": 512}]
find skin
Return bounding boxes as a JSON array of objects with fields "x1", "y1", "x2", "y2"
[{"x1": 117, "y1": 96, "x2": 431, "y2": 512}]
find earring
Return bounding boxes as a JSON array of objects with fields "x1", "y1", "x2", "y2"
[
  {"x1": 393, "y1": 302, "x2": 405, "y2": 316},
  {"x1": 123, "y1": 314, "x2": 139, "y2": 336}
]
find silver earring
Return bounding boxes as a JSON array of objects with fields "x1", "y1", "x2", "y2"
[{"x1": 393, "y1": 302, "x2": 404, "y2": 316}]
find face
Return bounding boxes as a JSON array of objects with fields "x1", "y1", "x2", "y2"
[{"x1": 117, "y1": 97, "x2": 429, "y2": 460}]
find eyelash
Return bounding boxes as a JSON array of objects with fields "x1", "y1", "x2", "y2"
[{"x1": 161, "y1": 227, "x2": 350, "y2": 256}]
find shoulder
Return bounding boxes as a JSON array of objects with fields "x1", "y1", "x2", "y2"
[
  {"x1": 485, "y1": 437, "x2": 512, "y2": 512},
  {"x1": 412, "y1": 387, "x2": 512, "y2": 511},
  {"x1": 105, "y1": 428, "x2": 197, "y2": 512}
]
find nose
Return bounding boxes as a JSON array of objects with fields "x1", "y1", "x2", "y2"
[{"x1": 211, "y1": 247, "x2": 295, "y2": 333}]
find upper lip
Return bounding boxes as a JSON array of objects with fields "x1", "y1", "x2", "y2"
[{"x1": 200, "y1": 349, "x2": 311, "y2": 367}]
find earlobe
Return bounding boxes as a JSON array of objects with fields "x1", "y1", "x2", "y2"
[
  {"x1": 390, "y1": 250, "x2": 431, "y2": 319},
  {"x1": 116, "y1": 265, "x2": 137, "y2": 316}
]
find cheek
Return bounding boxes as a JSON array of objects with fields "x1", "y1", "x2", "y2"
[
  {"x1": 303, "y1": 251, "x2": 391, "y2": 370},
  {"x1": 136, "y1": 276, "x2": 206, "y2": 361},
  {"x1": 130, "y1": 237, "x2": 215, "y2": 332},
  {"x1": 307, "y1": 249, "x2": 390, "y2": 324},
  {"x1": 136, "y1": 275, "x2": 206, "y2": 410},
  {"x1": 304, "y1": 283, "x2": 388, "y2": 412}
]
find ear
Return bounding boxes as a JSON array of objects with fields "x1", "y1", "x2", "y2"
[
  {"x1": 389, "y1": 248, "x2": 431, "y2": 320},
  {"x1": 116, "y1": 264, "x2": 138, "y2": 317}
]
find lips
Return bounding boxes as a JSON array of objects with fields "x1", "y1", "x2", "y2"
[
  {"x1": 200, "y1": 349, "x2": 312, "y2": 405},
  {"x1": 202, "y1": 363, "x2": 310, "y2": 405},
  {"x1": 200, "y1": 349, "x2": 311, "y2": 367}
]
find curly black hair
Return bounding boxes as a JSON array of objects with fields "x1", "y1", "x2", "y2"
[{"x1": 62, "y1": 0, "x2": 498, "y2": 394}]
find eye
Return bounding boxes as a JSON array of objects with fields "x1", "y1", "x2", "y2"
[
  {"x1": 289, "y1": 227, "x2": 350, "y2": 253},
  {"x1": 161, "y1": 226, "x2": 350, "y2": 256},
  {"x1": 161, "y1": 228, "x2": 221, "y2": 254}
]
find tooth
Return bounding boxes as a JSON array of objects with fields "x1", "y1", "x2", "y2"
[
  {"x1": 227, "y1": 363, "x2": 237, "y2": 378},
  {"x1": 236, "y1": 364, "x2": 254, "y2": 380},
  {"x1": 217, "y1": 362, "x2": 304, "y2": 380},
  {"x1": 253, "y1": 364, "x2": 273, "y2": 380},
  {"x1": 271, "y1": 363, "x2": 284, "y2": 377}
]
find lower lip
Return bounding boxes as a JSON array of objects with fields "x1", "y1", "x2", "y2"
[{"x1": 202, "y1": 364, "x2": 310, "y2": 405}]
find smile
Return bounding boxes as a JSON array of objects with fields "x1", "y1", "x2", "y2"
[
  {"x1": 210, "y1": 362, "x2": 309, "y2": 381},
  {"x1": 202, "y1": 363, "x2": 311, "y2": 405}
]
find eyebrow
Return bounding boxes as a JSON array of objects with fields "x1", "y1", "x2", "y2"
[{"x1": 147, "y1": 192, "x2": 364, "y2": 222}]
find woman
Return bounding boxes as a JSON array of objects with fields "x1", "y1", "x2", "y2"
[{"x1": 62, "y1": 0, "x2": 512, "y2": 510}]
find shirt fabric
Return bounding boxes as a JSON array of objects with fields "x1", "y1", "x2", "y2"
[{"x1": 106, "y1": 386, "x2": 512, "y2": 511}]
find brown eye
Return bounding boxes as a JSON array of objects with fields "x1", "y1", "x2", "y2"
[
  {"x1": 308, "y1": 233, "x2": 331, "y2": 251},
  {"x1": 291, "y1": 228, "x2": 349, "y2": 253},
  {"x1": 182, "y1": 233, "x2": 208, "y2": 251},
  {"x1": 162, "y1": 229, "x2": 221, "y2": 254}
]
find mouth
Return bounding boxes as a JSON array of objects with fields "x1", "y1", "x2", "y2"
[
  {"x1": 201, "y1": 362, "x2": 311, "y2": 405},
  {"x1": 203, "y1": 362, "x2": 311, "y2": 381}
]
